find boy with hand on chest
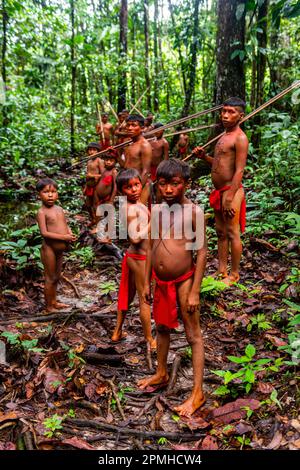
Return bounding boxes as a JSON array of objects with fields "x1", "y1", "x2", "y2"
[
  {"x1": 138, "y1": 159, "x2": 207, "y2": 417},
  {"x1": 36, "y1": 178, "x2": 76, "y2": 313}
]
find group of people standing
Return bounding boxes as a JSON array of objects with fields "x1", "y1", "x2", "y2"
[{"x1": 35, "y1": 97, "x2": 248, "y2": 417}]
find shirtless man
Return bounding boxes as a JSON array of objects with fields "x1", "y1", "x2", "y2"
[
  {"x1": 193, "y1": 97, "x2": 248, "y2": 284},
  {"x1": 96, "y1": 113, "x2": 114, "y2": 149},
  {"x1": 149, "y1": 122, "x2": 169, "y2": 181},
  {"x1": 122, "y1": 114, "x2": 152, "y2": 205},
  {"x1": 36, "y1": 178, "x2": 76, "y2": 312},
  {"x1": 176, "y1": 129, "x2": 189, "y2": 158},
  {"x1": 143, "y1": 112, "x2": 154, "y2": 134},
  {"x1": 138, "y1": 159, "x2": 207, "y2": 417},
  {"x1": 83, "y1": 142, "x2": 105, "y2": 226}
]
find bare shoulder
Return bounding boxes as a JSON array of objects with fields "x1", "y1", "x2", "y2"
[
  {"x1": 37, "y1": 206, "x2": 45, "y2": 217},
  {"x1": 236, "y1": 128, "x2": 248, "y2": 143},
  {"x1": 141, "y1": 138, "x2": 152, "y2": 150}
]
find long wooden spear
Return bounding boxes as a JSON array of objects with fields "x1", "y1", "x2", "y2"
[
  {"x1": 183, "y1": 80, "x2": 300, "y2": 162},
  {"x1": 119, "y1": 87, "x2": 150, "y2": 129},
  {"x1": 97, "y1": 103, "x2": 105, "y2": 142},
  {"x1": 164, "y1": 123, "x2": 218, "y2": 138},
  {"x1": 104, "y1": 99, "x2": 119, "y2": 121},
  {"x1": 129, "y1": 101, "x2": 145, "y2": 117}
]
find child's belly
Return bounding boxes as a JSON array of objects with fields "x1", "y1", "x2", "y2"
[
  {"x1": 44, "y1": 239, "x2": 68, "y2": 252},
  {"x1": 152, "y1": 239, "x2": 193, "y2": 281}
]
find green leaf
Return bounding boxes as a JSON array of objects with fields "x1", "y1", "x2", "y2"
[
  {"x1": 245, "y1": 344, "x2": 256, "y2": 359},
  {"x1": 245, "y1": 368, "x2": 255, "y2": 383},
  {"x1": 236, "y1": 3, "x2": 245, "y2": 20},
  {"x1": 213, "y1": 385, "x2": 230, "y2": 396}
]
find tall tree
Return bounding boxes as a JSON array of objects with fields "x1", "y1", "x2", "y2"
[
  {"x1": 117, "y1": 0, "x2": 128, "y2": 112},
  {"x1": 153, "y1": 0, "x2": 159, "y2": 112},
  {"x1": 256, "y1": 0, "x2": 268, "y2": 107},
  {"x1": 181, "y1": 0, "x2": 201, "y2": 116},
  {"x1": 70, "y1": 0, "x2": 76, "y2": 158},
  {"x1": 215, "y1": 0, "x2": 246, "y2": 104},
  {"x1": 143, "y1": 0, "x2": 151, "y2": 110},
  {"x1": 1, "y1": 0, "x2": 8, "y2": 126}
]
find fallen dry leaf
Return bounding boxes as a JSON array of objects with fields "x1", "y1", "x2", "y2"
[
  {"x1": 264, "y1": 334, "x2": 287, "y2": 347},
  {"x1": 0, "y1": 411, "x2": 19, "y2": 423},
  {"x1": 211, "y1": 399, "x2": 261, "y2": 424},
  {"x1": 201, "y1": 435, "x2": 218, "y2": 450},
  {"x1": 290, "y1": 419, "x2": 300, "y2": 433},
  {"x1": 265, "y1": 431, "x2": 283, "y2": 450},
  {"x1": 180, "y1": 414, "x2": 210, "y2": 431},
  {"x1": 62, "y1": 437, "x2": 95, "y2": 450},
  {"x1": 256, "y1": 382, "x2": 275, "y2": 394}
]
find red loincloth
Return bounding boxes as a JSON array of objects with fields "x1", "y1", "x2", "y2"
[
  {"x1": 84, "y1": 186, "x2": 94, "y2": 197},
  {"x1": 101, "y1": 174, "x2": 113, "y2": 186},
  {"x1": 178, "y1": 146, "x2": 187, "y2": 155},
  {"x1": 117, "y1": 252, "x2": 147, "y2": 311},
  {"x1": 152, "y1": 268, "x2": 195, "y2": 329},
  {"x1": 100, "y1": 138, "x2": 110, "y2": 150},
  {"x1": 150, "y1": 165, "x2": 158, "y2": 182},
  {"x1": 209, "y1": 185, "x2": 246, "y2": 233}
]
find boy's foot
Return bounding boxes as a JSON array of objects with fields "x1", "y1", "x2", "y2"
[
  {"x1": 43, "y1": 307, "x2": 59, "y2": 315},
  {"x1": 53, "y1": 301, "x2": 70, "y2": 309},
  {"x1": 111, "y1": 331, "x2": 127, "y2": 342},
  {"x1": 147, "y1": 338, "x2": 157, "y2": 350},
  {"x1": 174, "y1": 392, "x2": 206, "y2": 417},
  {"x1": 137, "y1": 372, "x2": 169, "y2": 390},
  {"x1": 212, "y1": 271, "x2": 228, "y2": 279},
  {"x1": 221, "y1": 273, "x2": 240, "y2": 286}
]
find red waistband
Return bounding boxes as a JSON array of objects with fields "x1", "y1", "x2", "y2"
[
  {"x1": 209, "y1": 185, "x2": 246, "y2": 233},
  {"x1": 117, "y1": 252, "x2": 146, "y2": 311}
]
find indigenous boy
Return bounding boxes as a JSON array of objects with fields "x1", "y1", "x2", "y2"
[
  {"x1": 176, "y1": 128, "x2": 189, "y2": 158},
  {"x1": 96, "y1": 113, "x2": 114, "y2": 149},
  {"x1": 122, "y1": 114, "x2": 152, "y2": 205},
  {"x1": 138, "y1": 159, "x2": 207, "y2": 417},
  {"x1": 143, "y1": 112, "x2": 154, "y2": 134},
  {"x1": 111, "y1": 169, "x2": 156, "y2": 348},
  {"x1": 36, "y1": 178, "x2": 76, "y2": 313},
  {"x1": 92, "y1": 149, "x2": 118, "y2": 242},
  {"x1": 83, "y1": 142, "x2": 105, "y2": 227},
  {"x1": 192, "y1": 97, "x2": 248, "y2": 285}
]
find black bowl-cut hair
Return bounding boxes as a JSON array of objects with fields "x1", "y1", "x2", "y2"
[
  {"x1": 87, "y1": 142, "x2": 101, "y2": 151},
  {"x1": 36, "y1": 178, "x2": 58, "y2": 192},
  {"x1": 126, "y1": 114, "x2": 145, "y2": 127},
  {"x1": 153, "y1": 122, "x2": 164, "y2": 129},
  {"x1": 116, "y1": 168, "x2": 142, "y2": 193},
  {"x1": 156, "y1": 158, "x2": 190, "y2": 182},
  {"x1": 223, "y1": 97, "x2": 246, "y2": 112}
]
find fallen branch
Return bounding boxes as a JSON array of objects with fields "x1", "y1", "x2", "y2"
[
  {"x1": 146, "y1": 342, "x2": 153, "y2": 371},
  {"x1": 166, "y1": 354, "x2": 182, "y2": 395},
  {"x1": 65, "y1": 417, "x2": 206, "y2": 440},
  {"x1": 61, "y1": 274, "x2": 80, "y2": 298},
  {"x1": 250, "y1": 237, "x2": 279, "y2": 253},
  {"x1": 107, "y1": 378, "x2": 126, "y2": 420},
  {"x1": 82, "y1": 352, "x2": 123, "y2": 365}
]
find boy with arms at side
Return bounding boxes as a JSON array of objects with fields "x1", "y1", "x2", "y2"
[
  {"x1": 111, "y1": 169, "x2": 156, "y2": 349},
  {"x1": 96, "y1": 113, "x2": 114, "y2": 149},
  {"x1": 192, "y1": 97, "x2": 248, "y2": 285},
  {"x1": 83, "y1": 142, "x2": 105, "y2": 227},
  {"x1": 149, "y1": 122, "x2": 169, "y2": 182},
  {"x1": 138, "y1": 159, "x2": 207, "y2": 417},
  {"x1": 122, "y1": 114, "x2": 152, "y2": 205},
  {"x1": 36, "y1": 178, "x2": 76, "y2": 313},
  {"x1": 176, "y1": 128, "x2": 189, "y2": 158}
]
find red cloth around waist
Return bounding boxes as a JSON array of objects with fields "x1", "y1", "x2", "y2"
[
  {"x1": 150, "y1": 165, "x2": 158, "y2": 182},
  {"x1": 101, "y1": 174, "x2": 113, "y2": 186},
  {"x1": 84, "y1": 186, "x2": 94, "y2": 197},
  {"x1": 209, "y1": 185, "x2": 246, "y2": 233},
  {"x1": 100, "y1": 138, "x2": 110, "y2": 150},
  {"x1": 178, "y1": 146, "x2": 187, "y2": 155},
  {"x1": 118, "y1": 252, "x2": 147, "y2": 311},
  {"x1": 152, "y1": 268, "x2": 195, "y2": 329}
]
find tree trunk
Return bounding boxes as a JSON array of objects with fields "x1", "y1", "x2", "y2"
[
  {"x1": 131, "y1": 11, "x2": 136, "y2": 104},
  {"x1": 256, "y1": 0, "x2": 268, "y2": 107},
  {"x1": 1, "y1": 0, "x2": 8, "y2": 126},
  {"x1": 215, "y1": 0, "x2": 246, "y2": 104},
  {"x1": 143, "y1": 0, "x2": 151, "y2": 110},
  {"x1": 117, "y1": 0, "x2": 128, "y2": 112},
  {"x1": 153, "y1": 0, "x2": 159, "y2": 112},
  {"x1": 70, "y1": 0, "x2": 76, "y2": 158},
  {"x1": 181, "y1": 0, "x2": 200, "y2": 117},
  {"x1": 167, "y1": 0, "x2": 187, "y2": 97}
]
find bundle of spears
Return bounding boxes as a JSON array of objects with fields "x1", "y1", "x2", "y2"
[{"x1": 69, "y1": 80, "x2": 300, "y2": 170}]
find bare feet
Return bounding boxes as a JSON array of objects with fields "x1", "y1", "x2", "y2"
[
  {"x1": 221, "y1": 273, "x2": 240, "y2": 286},
  {"x1": 53, "y1": 301, "x2": 70, "y2": 309},
  {"x1": 147, "y1": 338, "x2": 157, "y2": 350},
  {"x1": 43, "y1": 306, "x2": 58, "y2": 315},
  {"x1": 174, "y1": 392, "x2": 206, "y2": 417},
  {"x1": 212, "y1": 271, "x2": 228, "y2": 279},
  {"x1": 111, "y1": 330, "x2": 127, "y2": 342},
  {"x1": 137, "y1": 372, "x2": 169, "y2": 390}
]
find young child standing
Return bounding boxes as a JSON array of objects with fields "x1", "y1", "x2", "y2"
[
  {"x1": 36, "y1": 178, "x2": 76, "y2": 313},
  {"x1": 192, "y1": 97, "x2": 248, "y2": 285},
  {"x1": 83, "y1": 142, "x2": 105, "y2": 227},
  {"x1": 138, "y1": 159, "x2": 207, "y2": 418},
  {"x1": 149, "y1": 122, "x2": 169, "y2": 182},
  {"x1": 111, "y1": 169, "x2": 156, "y2": 349},
  {"x1": 92, "y1": 149, "x2": 118, "y2": 242}
]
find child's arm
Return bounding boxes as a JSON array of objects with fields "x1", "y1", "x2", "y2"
[
  {"x1": 108, "y1": 173, "x2": 117, "y2": 204},
  {"x1": 222, "y1": 134, "x2": 248, "y2": 217},
  {"x1": 141, "y1": 141, "x2": 152, "y2": 186},
  {"x1": 142, "y1": 229, "x2": 153, "y2": 305},
  {"x1": 127, "y1": 206, "x2": 150, "y2": 245},
  {"x1": 37, "y1": 210, "x2": 75, "y2": 242},
  {"x1": 187, "y1": 207, "x2": 207, "y2": 313}
]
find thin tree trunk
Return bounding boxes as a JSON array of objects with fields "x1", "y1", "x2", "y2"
[
  {"x1": 143, "y1": 0, "x2": 151, "y2": 110},
  {"x1": 117, "y1": 0, "x2": 128, "y2": 112},
  {"x1": 181, "y1": 0, "x2": 200, "y2": 117},
  {"x1": 131, "y1": 11, "x2": 136, "y2": 104},
  {"x1": 70, "y1": 0, "x2": 76, "y2": 158},
  {"x1": 167, "y1": 0, "x2": 187, "y2": 97},
  {"x1": 215, "y1": 0, "x2": 246, "y2": 104},
  {"x1": 153, "y1": 0, "x2": 159, "y2": 112},
  {"x1": 1, "y1": 0, "x2": 8, "y2": 126},
  {"x1": 256, "y1": 0, "x2": 268, "y2": 107}
]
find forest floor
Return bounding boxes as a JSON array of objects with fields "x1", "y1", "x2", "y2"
[{"x1": 0, "y1": 179, "x2": 299, "y2": 451}]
